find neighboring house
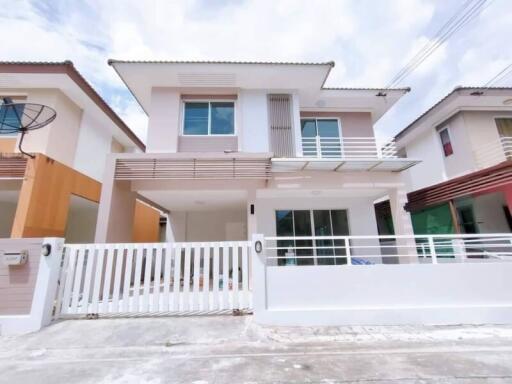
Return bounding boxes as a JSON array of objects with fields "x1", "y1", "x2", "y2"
[
  {"x1": 96, "y1": 60, "x2": 420, "y2": 263},
  {"x1": 0, "y1": 61, "x2": 156, "y2": 242},
  {"x1": 395, "y1": 87, "x2": 512, "y2": 235}
]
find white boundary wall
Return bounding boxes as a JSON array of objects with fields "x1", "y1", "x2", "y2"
[{"x1": 251, "y1": 234, "x2": 512, "y2": 326}]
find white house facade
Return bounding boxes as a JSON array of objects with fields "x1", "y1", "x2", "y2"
[{"x1": 95, "y1": 60, "x2": 421, "y2": 264}]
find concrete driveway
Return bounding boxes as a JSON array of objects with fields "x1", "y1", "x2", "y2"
[{"x1": 1, "y1": 316, "x2": 512, "y2": 383}]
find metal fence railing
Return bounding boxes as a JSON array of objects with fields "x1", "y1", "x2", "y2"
[
  {"x1": 263, "y1": 234, "x2": 512, "y2": 266},
  {"x1": 301, "y1": 137, "x2": 397, "y2": 159}
]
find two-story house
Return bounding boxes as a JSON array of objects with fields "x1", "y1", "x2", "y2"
[
  {"x1": 95, "y1": 60, "x2": 420, "y2": 263},
  {"x1": 395, "y1": 87, "x2": 512, "y2": 235},
  {"x1": 0, "y1": 61, "x2": 156, "y2": 243}
]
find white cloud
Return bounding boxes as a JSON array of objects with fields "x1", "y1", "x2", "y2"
[{"x1": 0, "y1": 0, "x2": 510, "y2": 141}]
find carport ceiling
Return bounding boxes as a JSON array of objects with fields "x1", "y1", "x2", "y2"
[{"x1": 138, "y1": 190, "x2": 247, "y2": 212}]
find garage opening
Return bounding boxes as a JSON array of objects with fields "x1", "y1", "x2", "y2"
[{"x1": 64, "y1": 195, "x2": 99, "y2": 243}]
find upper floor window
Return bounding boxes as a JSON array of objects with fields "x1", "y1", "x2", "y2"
[
  {"x1": 438, "y1": 127, "x2": 453, "y2": 157},
  {"x1": 301, "y1": 118, "x2": 341, "y2": 158},
  {"x1": 183, "y1": 101, "x2": 234, "y2": 135},
  {"x1": 496, "y1": 118, "x2": 512, "y2": 137},
  {"x1": 300, "y1": 118, "x2": 340, "y2": 138}
]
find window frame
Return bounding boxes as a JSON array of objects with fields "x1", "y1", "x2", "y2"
[
  {"x1": 300, "y1": 117, "x2": 342, "y2": 138},
  {"x1": 274, "y1": 208, "x2": 350, "y2": 266},
  {"x1": 438, "y1": 126, "x2": 454, "y2": 157},
  {"x1": 181, "y1": 99, "x2": 236, "y2": 136}
]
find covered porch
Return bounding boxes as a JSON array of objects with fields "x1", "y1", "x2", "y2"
[{"x1": 95, "y1": 152, "x2": 416, "y2": 265}]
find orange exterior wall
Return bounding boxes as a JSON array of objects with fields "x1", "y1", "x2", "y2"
[
  {"x1": 11, "y1": 154, "x2": 101, "y2": 238},
  {"x1": 0, "y1": 138, "x2": 16, "y2": 153},
  {"x1": 132, "y1": 201, "x2": 161, "y2": 243}
]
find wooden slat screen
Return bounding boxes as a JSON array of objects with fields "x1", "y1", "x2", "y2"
[
  {"x1": 0, "y1": 154, "x2": 27, "y2": 178},
  {"x1": 268, "y1": 94, "x2": 295, "y2": 158},
  {"x1": 405, "y1": 160, "x2": 512, "y2": 211},
  {"x1": 114, "y1": 157, "x2": 271, "y2": 180}
]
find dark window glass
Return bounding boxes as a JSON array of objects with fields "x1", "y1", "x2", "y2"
[
  {"x1": 293, "y1": 210, "x2": 313, "y2": 265},
  {"x1": 456, "y1": 203, "x2": 478, "y2": 234},
  {"x1": 183, "y1": 102, "x2": 208, "y2": 135},
  {"x1": 317, "y1": 119, "x2": 339, "y2": 138},
  {"x1": 331, "y1": 210, "x2": 349, "y2": 264},
  {"x1": 313, "y1": 210, "x2": 334, "y2": 265},
  {"x1": 275, "y1": 210, "x2": 294, "y2": 266},
  {"x1": 211, "y1": 102, "x2": 234, "y2": 134},
  {"x1": 300, "y1": 119, "x2": 317, "y2": 137},
  {"x1": 439, "y1": 128, "x2": 453, "y2": 156}
]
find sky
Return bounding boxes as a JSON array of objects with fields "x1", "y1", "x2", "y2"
[{"x1": 0, "y1": 0, "x2": 511, "y2": 142}]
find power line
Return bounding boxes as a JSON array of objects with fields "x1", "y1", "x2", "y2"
[
  {"x1": 387, "y1": 0, "x2": 487, "y2": 88},
  {"x1": 386, "y1": 0, "x2": 491, "y2": 88},
  {"x1": 484, "y1": 63, "x2": 512, "y2": 87}
]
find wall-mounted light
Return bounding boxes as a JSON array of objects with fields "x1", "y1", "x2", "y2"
[
  {"x1": 250, "y1": 204, "x2": 255, "y2": 215},
  {"x1": 255, "y1": 241, "x2": 262, "y2": 253},
  {"x1": 42, "y1": 243, "x2": 51, "y2": 257}
]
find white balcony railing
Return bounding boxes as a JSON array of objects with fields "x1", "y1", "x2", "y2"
[
  {"x1": 301, "y1": 136, "x2": 397, "y2": 159},
  {"x1": 263, "y1": 233, "x2": 512, "y2": 266},
  {"x1": 474, "y1": 136, "x2": 512, "y2": 169}
]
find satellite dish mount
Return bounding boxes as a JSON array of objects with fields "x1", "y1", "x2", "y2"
[{"x1": 0, "y1": 98, "x2": 57, "y2": 159}]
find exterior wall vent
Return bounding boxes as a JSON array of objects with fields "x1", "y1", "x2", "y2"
[{"x1": 178, "y1": 73, "x2": 236, "y2": 87}]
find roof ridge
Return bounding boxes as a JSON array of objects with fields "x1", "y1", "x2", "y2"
[
  {"x1": 108, "y1": 59, "x2": 335, "y2": 66},
  {"x1": 323, "y1": 86, "x2": 411, "y2": 92}
]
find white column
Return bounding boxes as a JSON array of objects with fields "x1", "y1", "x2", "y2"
[
  {"x1": 247, "y1": 189, "x2": 257, "y2": 239},
  {"x1": 33, "y1": 238, "x2": 64, "y2": 329},
  {"x1": 164, "y1": 213, "x2": 175, "y2": 242},
  {"x1": 251, "y1": 234, "x2": 266, "y2": 322},
  {"x1": 291, "y1": 92, "x2": 302, "y2": 157},
  {"x1": 389, "y1": 188, "x2": 417, "y2": 263}
]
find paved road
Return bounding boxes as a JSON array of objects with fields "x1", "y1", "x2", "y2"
[{"x1": 1, "y1": 316, "x2": 512, "y2": 383}]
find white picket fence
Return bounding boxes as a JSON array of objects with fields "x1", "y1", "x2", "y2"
[{"x1": 54, "y1": 241, "x2": 252, "y2": 317}]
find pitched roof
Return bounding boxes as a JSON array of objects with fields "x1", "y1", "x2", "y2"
[
  {"x1": 395, "y1": 86, "x2": 512, "y2": 141},
  {"x1": 0, "y1": 60, "x2": 145, "y2": 151}
]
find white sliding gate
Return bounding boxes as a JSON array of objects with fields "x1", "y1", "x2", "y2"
[{"x1": 54, "y1": 241, "x2": 252, "y2": 318}]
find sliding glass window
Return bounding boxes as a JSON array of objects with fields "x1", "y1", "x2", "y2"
[
  {"x1": 275, "y1": 209, "x2": 349, "y2": 266},
  {"x1": 183, "y1": 101, "x2": 234, "y2": 135}
]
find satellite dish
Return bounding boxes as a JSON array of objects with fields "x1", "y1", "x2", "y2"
[{"x1": 0, "y1": 98, "x2": 57, "y2": 158}]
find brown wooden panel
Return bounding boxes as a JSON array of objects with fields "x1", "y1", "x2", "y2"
[
  {"x1": 11, "y1": 154, "x2": 101, "y2": 238},
  {"x1": 132, "y1": 201, "x2": 160, "y2": 243}
]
